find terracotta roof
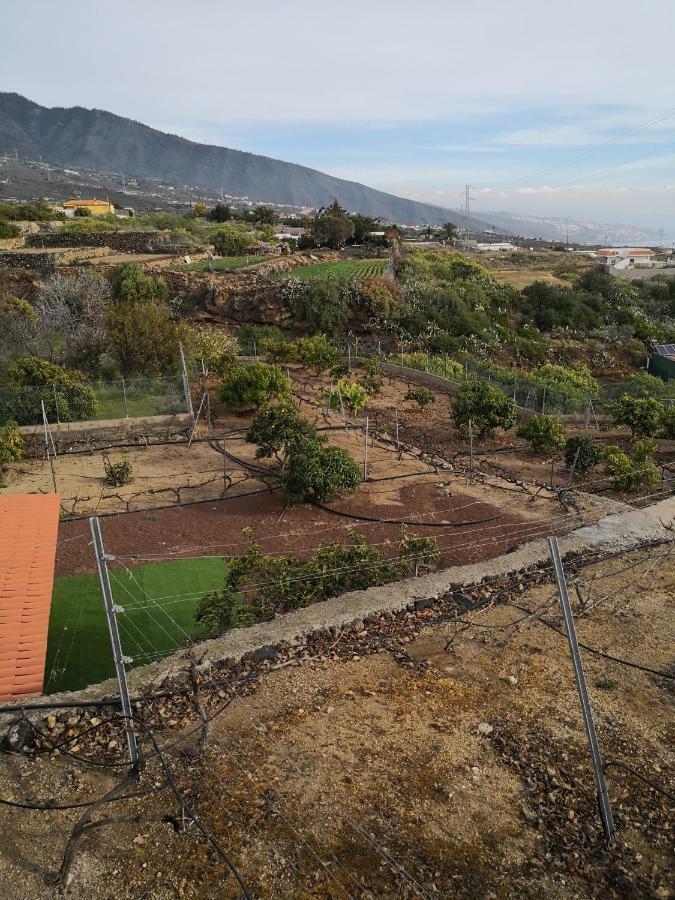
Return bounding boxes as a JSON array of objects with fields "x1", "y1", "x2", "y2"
[
  {"x1": 596, "y1": 249, "x2": 619, "y2": 256},
  {"x1": 0, "y1": 494, "x2": 61, "y2": 701},
  {"x1": 625, "y1": 248, "x2": 654, "y2": 255},
  {"x1": 63, "y1": 199, "x2": 112, "y2": 207}
]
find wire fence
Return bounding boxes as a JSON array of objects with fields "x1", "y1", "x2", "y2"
[{"x1": 0, "y1": 375, "x2": 189, "y2": 427}]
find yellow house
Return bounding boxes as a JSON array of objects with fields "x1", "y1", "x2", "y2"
[{"x1": 63, "y1": 198, "x2": 115, "y2": 217}]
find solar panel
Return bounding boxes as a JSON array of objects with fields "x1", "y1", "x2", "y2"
[{"x1": 654, "y1": 343, "x2": 675, "y2": 357}]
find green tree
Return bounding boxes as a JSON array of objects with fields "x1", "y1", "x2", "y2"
[
  {"x1": 186, "y1": 324, "x2": 240, "y2": 374},
  {"x1": 405, "y1": 386, "x2": 436, "y2": 410},
  {"x1": 110, "y1": 265, "x2": 169, "y2": 305},
  {"x1": 253, "y1": 206, "x2": 278, "y2": 225},
  {"x1": 452, "y1": 380, "x2": 517, "y2": 438},
  {"x1": 4, "y1": 357, "x2": 98, "y2": 424},
  {"x1": 295, "y1": 334, "x2": 340, "y2": 373},
  {"x1": 212, "y1": 225, "x2": 250, "y2": 256},
  {"x1": 246, "y1": 401, "x2": 318, "y2": 466},
  {"x1": 259, "y1": 337, "x2": 298, "y2": 364},
  {"x1": 0, "y1": 220, "x2": 21, "y2": 239},
  {"x1": 106, "y1": 300, "x2": 181, "y2": 376},
  {"x1": 207, "y1": 203, "x2": 231, "y2": 223},
  {"x1": 612, "y1": 394, "x2": 663, "y2": 437},
  {"x1": 603, "y1": 438, "x2": 659, "y2": 491},
  {"x1": 516, "y1": 414, "x2": 566, "y2": 454},
  {"x1": 564, "y1": 435, "x2": 601, "y2": 477},
  {"x1": 358, "y1": 358, "x2": 384, "y2": 396},
  {"x1": 282, "y1": 443, "x2": 361, "y2": 505},
  {"x1": 219, "y1": 362, "x2": 290, "y2": 409},
  {"x1": 311, "y1": 216, "x2": 355, "y2": 249},
  {"x1": 289, "y1": 279, "x2": 351, "y2": 333},
  {"x1": 441, "y1": 222, "x2": 457, "y2": 241},
  {"x1": 0, "y1": 420, "x2": 23, "y2": 466},
  {"x1": 660, "y1": 405, "x2": 675, "y2": 439}
]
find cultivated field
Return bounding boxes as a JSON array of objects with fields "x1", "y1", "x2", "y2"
[{"x1": 279, "y1": 258, "x2": 387, "y2": 279}]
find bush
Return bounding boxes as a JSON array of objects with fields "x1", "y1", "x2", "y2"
[
  {"x1": 660, "y1": 405, "x2": 675, "y2": 439},
  {"x1": 357, "y1": 278, "x2": 403, "y2": 321},
  {"x1": 212, "y1": 225, "x2": 250, "y2": 256},
  {"x1": 612, "y1": 394, "x2": 663, "y2": 437},
  {"x1": 110, "y1": 265, "x2": 168, "y2": 305},
  {"x1": 0, "y1": 420, "x2": 23, "y2": 466},
  {"x1": 603, "y1": 438, "x2": 659, "y2": 491},
  {"x1": 452, "y1": 380, "x2": 517, "y2": 438},
  {"x1": 259, "y1": 337, "x2": 298, "y2": 364},
  {"x1": 325, "y1": 379, "x2": 368, "y2": 416},
  {"x1": 404, "y1": 387, "x2": 436, "y2": 410},
  {"x1": 282, "y1": 444, "x2": 361, "y2": 505},
  {"x1": 0, "y1": 220, "x2": 21, "y2": 239},
  {"x1": 564, "y1": 435, "x2": 602, "y2": 477},
  {"x1": 187, "y1": 324, "x2": 240, "y2": 374},
  {"x1": 246, "y1": 401, "x2": 318, "y2": 464},
  {"x1": 103, "y1": 454, "x2": 133, "y2": 486},
  {"x1": 516, "y1": 414, "x2": 566, "y2": 454},
  {"x1": 295, "y1": 334, "x2": 340, "y2": 373},
  {"x1": 4, "y1": 357, "x2": 98, "y2": 424},
  {"x1": 195, "y1": 526, "x2": 439, "y2": 635},
  {"x1": 358, "y1": 358, "x2": 384, "y2": 396},
  {"x1": 219, "y1": 362, "x2": 290, "y2": 409},
  {"x1": 288, "y1": 279, "x2": 351, "y2": 333}
]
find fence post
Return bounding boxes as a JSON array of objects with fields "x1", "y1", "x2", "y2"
[
  {"x1": 541, "y1": 386, "x2": 546, "y2": 415},
  {"x1": 468, "y1": 418, "x2": 474, "y2": 483},
  {"x1": 179, "y1": 344, "x2": 194, "y2": 421},
  {"x1": 363, "y1": 416, "x2": 369, "y2": 480},
  {"x1": 121, "y1": 378, "x2": 129, "y2": 418},
  {"x1": 52, "y1": 385, "x2": 61, "y2": 426},
  {"x1": 347, "y1": 343, "x2": 352, "y2": 371},
  {"x1": 89, "y1": 516, "x2": 139, "y2": 768},
  {"x1": 395, "y1": 408, "x2": 400, "y2": 454},
  {"x1": 548, "y1": 536, "x2": 615, "y2": 843},
  {"x1": 253, "y1": 340, "x2": 258, "y2": 362}
]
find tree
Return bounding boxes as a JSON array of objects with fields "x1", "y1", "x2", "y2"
[
  {"x1": 660, "y1": 405, "x2": 675, "y2": 440},
  {"x1": 441, "y1": 223, "x2": 457, "y2": 242},
  {"x1": 186, "y1": 324, "x2": 240, "y2": 374},
  {"x1": 193, "y1": 202, "x2": 207, "y2": 217},
  {"x1": 405, "y1": 386, "x2": 436, "y2": 410},
  {"x1": 4, "y1": 357, "x2": 98, "y2": 424},
  {"x1": 35, "y1": 271, "x2": 109, "y2": 371},
  {"x1": 564, "y1": 435, "x2": 601, "y2": 477},
  {"x1": 349, "y1": 214, "x2": 379, "y2": 244},
  {"x1": 73, "y1": 206, "x2": 91, "y2": 217},
  {"x1": 253, "y1": 206, "x2": 278, "y2": 225},
  {"x1": 0, "y1": 220, "x2": 20, "y2": 239},
  {"x1": 247, "y1": 401, "x2": 319, "y2": 466},
  {"x1": 106, "y1": 299, "x2": 181, "y2": 376},
  {"x1": 516, "y1": 414, "x2": 566, "y2": 454},
  {"x1": 311, "y1": 216, "x2": 354, "y2": 249},
  {"x1": 207, "y1": 203, "x2": 231, "y2": 223},
  {"x1": 219, "y1": 362, "x2": 290, "y2": 409},
  {"x1": 282, "y1": 444, "x2": 361, "y2": 505},
  {"x1": 612, "y1": 394, "x2": 662, "y2": 438},
  {"x1": 295, "y1": 334, "x2": 340, "y2": 373},
  {"x1": 259, "y1": 337, "x2": 298, "y2": 364},
  {"x1": 603, "y1": 439, "x2": 659, "y2": 491},
  {"x1": 0, "y1": 420, "x2": 23, "y2": 467},
  {"x1": 0, "y1": 294, "x2": 35, "y2": 357},
  {"x1": 287, "y1": 279, "x2": 351, "y2": 333},
  {"x1": 212, "y1": 225, "x2": 250, "y2": 256},
  {"x1": 452, "y1": 380, "x2": 517, "y2": 438}
]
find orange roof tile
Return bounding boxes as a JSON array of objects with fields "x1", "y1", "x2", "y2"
[
  {"x1": 0, "y1": 494, "x2": 61, "y2": 701},
  {"x1": 63, "y1": 199, "x2": 112, "y2": 207}
]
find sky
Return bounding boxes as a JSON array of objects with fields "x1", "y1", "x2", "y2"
[{"x1": 3, "y1": 0, "x2": 675, "y2": 236}]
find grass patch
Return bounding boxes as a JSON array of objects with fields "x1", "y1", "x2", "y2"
[
  {"x1": 45, "y1": 557, "x2": 228, "y2": 693},
  {"x1": 280, "y1": 259, "x2": 387, "y2": 280},
  {"x1": 180, "y1": 256, "x2": 262, "y2": 272}
]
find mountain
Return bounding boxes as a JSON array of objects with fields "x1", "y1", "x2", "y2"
[
  {"x1": 482, "y1": 210, "x2": 665, "y2": 247},
  {"x1": 0, "y1": 92, "x2": 493, "y2": 228}
]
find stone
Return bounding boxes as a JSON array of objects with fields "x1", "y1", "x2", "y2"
[{"x1": 477, "y1": 723, "x2": 493, "y2": 736}]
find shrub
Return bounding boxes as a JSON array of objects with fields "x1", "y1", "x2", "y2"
[
  {"x1": 612, "y1": 394, "x2": 663, "y2": 437},
  {"x1": 106, "y1": 298, "x2": 181, "y2": 376},
  {"x1": 358, "y1": 357, "x2": 384, "y2": 396},
  {"x1": 452, "y1": 380, "x2": 517, "y2": 438},
  {"x1": 219, "y1": 362, "x2": 290, "y2": 409},
  {"x1": 259, "y1": 336, "x2": 298, "y2": 364},
  {"x1": 325, "y1": 379, "x2": 368, "y2": 416},
  {"x1": 4, "y1": 357, "x2": 98, "y2": 424},
  {"x1": 187, "y1": 324, "x2": 240, "y2": 374},
  {"x1": 357, "y1": 278, "x2": 403, "y2": 321},
  {"x1": 564, "y1": 435, "x2": 602, "y2": 477},
  {"x1": 0, "y1": 420, "x2": 23, "y2": 466},
  {"x1": 660, "y1": 405, "x2": 675, "y2": 439},
  {"x1": 212, "y1": 225, "x2": 250, "y2": 256},
  {"x1": 195, "y1": 526, "x2": 438, "y2": 635},
  {"x1": 602, "y1": 439, "x2": 659, "y2": 491},
  {"x1": 295, "y1": 334, "x2": 340, "y2": 373},
  {"x1": 288, "y1": 279, "x2": 351, "y2": 332},
  {"x1": 110, "y1": 265, "x2": 168, "y2": 305},
  {"x1": 516, "y1": 414, "x2": 566, "y2": 454},
  {"x1": 103, "y1": 454, "x2": 133, "y2": 486},
  {"x1": 404, "y1": 386, "x2": 436, "y2": 410},
  {"x1": 282, "y1": 444, "x2": 361, "y2": 505},
  {"x1": 0, "y1": 220, "x2": 21, "y2": 239}
]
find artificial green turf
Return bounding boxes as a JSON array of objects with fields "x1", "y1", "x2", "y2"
[{"x1": 44, "y1": 557, "x2": 228, "y2": 694}]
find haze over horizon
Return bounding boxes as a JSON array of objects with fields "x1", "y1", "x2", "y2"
[{"x1": 2, "y1": 0, "x2": 675, "y2": 237}]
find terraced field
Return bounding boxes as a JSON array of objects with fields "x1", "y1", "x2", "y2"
[{"x1": 284, "y1": 258, "x2": 387, "y2": 280}]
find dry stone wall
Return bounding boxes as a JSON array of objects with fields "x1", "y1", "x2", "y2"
[{"x1": 26, "y1": 231, "x2": 200, "y2": 254}]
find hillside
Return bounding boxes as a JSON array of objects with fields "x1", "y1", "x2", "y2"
[{"x1": 0, "y1": 93, "x2": 494, "y2": 228}]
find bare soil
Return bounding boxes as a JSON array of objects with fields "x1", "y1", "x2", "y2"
[{"x1": 1, "y1": 547, "x2": 672, "y2": 898}]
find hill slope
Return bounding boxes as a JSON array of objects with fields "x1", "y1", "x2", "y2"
[{"x1": 0, "y1": 93, "x2": 492, "y2": 228}]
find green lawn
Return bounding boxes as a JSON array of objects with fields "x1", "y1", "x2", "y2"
[
  {"x1": 180, "y1": 256, "x2": 262, "y2": 272},
  {"x1": 281, "y1": 259, "x2": 387, "y2": 280},
  {"x1": 45, "y1": 557, "x2": 228, "y2": 694}
]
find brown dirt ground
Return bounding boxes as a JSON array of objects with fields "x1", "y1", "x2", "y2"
[{"x1": 0, "y1": 547, "x2": 672, "y2": 898}]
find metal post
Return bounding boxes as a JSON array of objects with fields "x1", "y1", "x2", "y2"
[
  {"x1": 347, "y1": 344, "x2": 352, "y2": 371},
  {"x1": 253, "y1": 341, "x2": 258, "y2": 362},
  {"x1": 469, "y1": 421, "x2": 474, "y2": 480},
  {"x1": 41, "y1": 400, "x2": 57, "y2": 458},
  {"x1": 121, "y1": 378, "x2": 129, "y2": 419},
  {"x1": 179, "y1": 344, "x2": 194, "y2": 421},
  {"x1": 52, "y1": 385, "x2": 61, "y2": 426},
  {"x1": 395, "y1": 408, "x2": 400, "y2": 453},
  {"x1": 584, "y1": 398, "x2": 590, "y2": 431},
  {"x1": 547, "y1": 536, "x2": 615, "y2": 843},
  {"x1": 363, "y1": 416, "x2": 369, "y2": 480},
  {"x1": 188, "y1": 393, "x2": 207, "y2": 447},
  {"x1": 355, "y1": 337, "x2": 359, "y2": 359},
  {"x1": 89, "y1": 516, "x2": 139, "y2": 768},
  {"x1": 542, "y1": 386, "x2": 546, "y2": 415},
  {"x1": 337, "y1": 381, "x2": 347, "y2": 431}
]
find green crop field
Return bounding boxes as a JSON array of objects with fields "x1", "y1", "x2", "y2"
[
  {"x1": 283, "y1": 259, "x2": 387, "y2": 280},
  {"x1": 181, "y1": 256, "x2": 261, "y2": 272},
  {"x1": 45, "y1": 557, "x2": 228, "y2": 693}
]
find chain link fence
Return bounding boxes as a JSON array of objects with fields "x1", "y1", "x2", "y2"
[{"x1": 0, "y1": 375, "x2": 189, "y2": 427}]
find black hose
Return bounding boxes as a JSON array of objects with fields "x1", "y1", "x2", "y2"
[{"x1": 309, "y1": 497, "x2": 503, "y2": 528}]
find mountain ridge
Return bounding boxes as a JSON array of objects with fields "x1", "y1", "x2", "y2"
[{"x1": 0, "y1": 92, "x2": 496, "y2": 228}]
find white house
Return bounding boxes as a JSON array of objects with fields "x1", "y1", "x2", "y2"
[{"x1": 597, "y1": 248, "x2": 655, "y2": 270}]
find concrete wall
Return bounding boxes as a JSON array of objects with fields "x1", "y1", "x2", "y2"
[{"x1": 19, "y1": 412, "x2": 193, "y2": 454}]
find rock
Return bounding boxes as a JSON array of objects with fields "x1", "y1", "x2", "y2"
[{"x1": 477, "y1": 723, "x2": 493, "y2": 736}]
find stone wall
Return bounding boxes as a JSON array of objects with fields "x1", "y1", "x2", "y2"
[
  {"x1": 26, "y1": 231, "x2": 201, "y2": 254},
  {"x1": 0, "y1": 246, "x2": 111, "y2": 273}
]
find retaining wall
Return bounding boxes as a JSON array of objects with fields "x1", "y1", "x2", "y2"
[{"x1": 25, "y1": 231, "x2": 201, "y2": 254}]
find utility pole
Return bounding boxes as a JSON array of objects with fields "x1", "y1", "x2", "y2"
[
  {"x1": 464, "y1": 184, "x2": 475, "y2": 249},
  {"x1": 89, "y1": 516, "x2": 139, "y2": 768},
  {"x1": 548, "y1": 536, "x2": 615, "y2": 843}
]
